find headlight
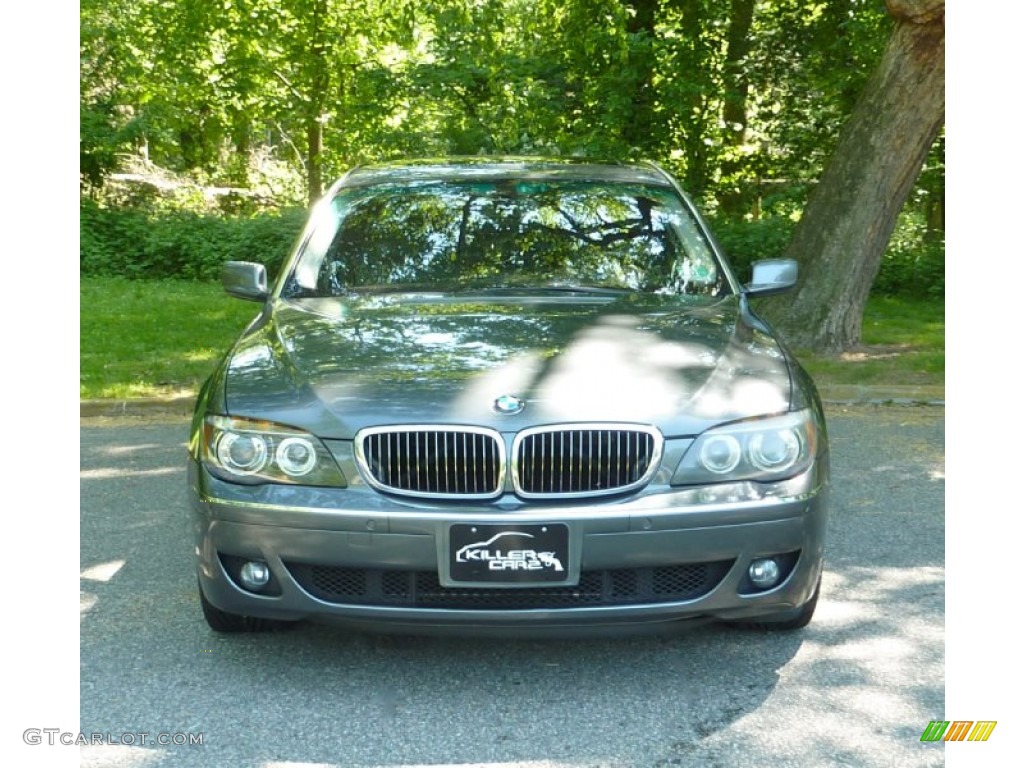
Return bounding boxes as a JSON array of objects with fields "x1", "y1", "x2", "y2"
[
  {"x1": 672, "y1": 409, "x2": 818, "y2": 485},
  {"x1": 202, "y1": 415, "x2": 346, "y2": 486},
  {"x1": 698, "y1": 434, "x2": 742, "y2": 474},
  {"x1": 216, "y1": 432, "x2": 269, "y2": 475}
]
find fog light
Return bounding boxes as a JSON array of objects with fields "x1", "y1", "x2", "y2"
[
  {"x1": 239, "y1": 560, "x2": 271, "y2": 591},
  {"x1": 748, "y1": 558, "x2": 781, "y2": 589}
]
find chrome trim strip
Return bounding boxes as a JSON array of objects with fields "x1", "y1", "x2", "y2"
[{"x1": 198, "y1": 483, "x2": 819, "y2": 519}]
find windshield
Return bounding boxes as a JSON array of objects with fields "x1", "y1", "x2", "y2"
[{"x1": 281, "y1": 178, "x2": 728, "y2": 298}]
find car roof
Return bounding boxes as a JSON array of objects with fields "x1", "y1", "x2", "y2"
[{"x1": 336, "y1": 157, "x2": 675, "y2": 190}]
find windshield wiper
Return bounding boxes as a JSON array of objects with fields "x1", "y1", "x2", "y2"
[{"x1": 536, "y1": 283, "x2": 633, "y2": 295}]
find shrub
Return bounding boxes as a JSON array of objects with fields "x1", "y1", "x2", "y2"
[
  {"x1": 872, "y1": 215, "x2": 944, "y2": 298},
  {"x1": 80, "y1": 200, "x2": 307, "y2": 281},
  {"x1": 707, "y1": 213, "x2": 943, "y2": 297},
  {"x1": 706, "y1": 215, "x2": 795, "y2": 283}
]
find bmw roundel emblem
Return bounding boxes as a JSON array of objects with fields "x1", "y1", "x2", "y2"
[{"x1": 493, "y1": 394, "x2": 525, "y2": 415}]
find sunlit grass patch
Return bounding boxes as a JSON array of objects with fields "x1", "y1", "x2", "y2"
[
  {"x1": 81, "y1": 278, "x2": 257, "y2": 399},
  {"x1": 799, "y1": 297, "x2": 944, "y2": 388}
]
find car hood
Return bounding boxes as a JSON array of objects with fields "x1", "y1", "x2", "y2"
[{"x1": 221, "y1": 294, "x2": 793, "y2": 439}]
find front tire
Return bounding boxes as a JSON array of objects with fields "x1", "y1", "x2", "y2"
[
  {"x1": 199, "y1": 583, "x2": 293, "y2": 633},
  {"x1": 728, "y1": 574, "x2": 821, "y2": 631}
]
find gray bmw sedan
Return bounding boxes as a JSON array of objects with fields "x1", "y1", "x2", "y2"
[{"x1": 188, "y1": 158, "x2": 829, "y2": 635}]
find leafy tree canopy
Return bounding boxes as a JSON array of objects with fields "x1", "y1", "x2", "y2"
[{"x1": 81, "y1": 0, "x2": 944, "y2": 350}]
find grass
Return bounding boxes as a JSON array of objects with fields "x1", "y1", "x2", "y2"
[
  {"x1": 81, "y1": 278, "x2": 259, "y2": 399},
  {"x1": 80, "y1": 278, "x2": 944, "y2": 400},
  {"x1": 796, "y1": 296, "x2": 944, "y2": 390}
]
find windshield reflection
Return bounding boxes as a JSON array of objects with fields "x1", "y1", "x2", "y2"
[{"x1": 282, "y1": 179, "x2": 726, "y2": 298}]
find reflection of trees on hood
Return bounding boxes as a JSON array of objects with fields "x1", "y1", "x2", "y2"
[
  {"x1": 223, "y1": 292, "x2": 793, "y2": 437},
  {"x1": 269, "y1": 300, "x2": 561, "y2": 382}
]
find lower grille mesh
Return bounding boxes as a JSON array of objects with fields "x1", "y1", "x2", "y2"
[{"x1": 286, "y1": 560, "x2": 733, "y2": 610}]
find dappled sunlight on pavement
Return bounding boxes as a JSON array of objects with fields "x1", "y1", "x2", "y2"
[
  {"x1": 81, "y1": 466, "x2": 180, "y2": 480},
  {"x1": 651, "y1": 408, "x2": 945, "y2": 767},
  {"x1": 684, "y1": 564, "x2": 944, "y2": 766},
  {"x1": 259, "y1": 762, "x2": 630, "y2": 768},
  {"x1": 80, "y1": 744, "x2": 168, "y2": 768},
  {"x1": 81, "y1": 560, "x2": 126, "y2": 582}
]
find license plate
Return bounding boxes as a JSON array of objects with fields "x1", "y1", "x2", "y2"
[{"x1": 449, "y1": 523, "x2": 569, "y2": 584}]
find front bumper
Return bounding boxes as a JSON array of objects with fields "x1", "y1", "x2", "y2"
[{"x1": 189, "y1": 458, "x2": 827, "y2": 634}]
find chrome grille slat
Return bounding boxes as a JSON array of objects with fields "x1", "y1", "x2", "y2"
[
  {"x1": 470, "y1": 433, "x2": 477, "y2": 494},
  {"x1": 404, "y1": 432, "x2": 411, "y2": 490},
  {"x1": 433, "y1": 432, "x2": 440, "y2": 492},
  {"x1": 513, "y1": 424, "x2": 662, "y2": 499},
  {"x1": 356, "y1": 426, "x2": 504, "y2": 499}
]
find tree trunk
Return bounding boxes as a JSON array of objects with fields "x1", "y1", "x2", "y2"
[
  {"x1": 676, "y1": 0, "x2": 711, "y2": 194},
  {"x1": 306, "y1": 117, "x2": 323, "y2": 206},
  {"x1": 305, "y1": 0, "x2": 328, "y2": 206},
  {"x1": 721, "y1": 0, "x2": 753, "y2": 138},
  {"x1": 925, "y1": 183, "x2": 944, "y2": 241},
  {"x1": 764, "y1": 0, "x2": 944, "y2": 352},
  {"x1": 621, "y1": 0, "x2": 659, "y2": 150},
  {"x1": 718, "y1": 0, "x2": 755, "y2": 214}
]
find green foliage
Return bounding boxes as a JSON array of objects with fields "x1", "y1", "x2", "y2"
[
  {"x1": 81, "y1": 195, "x2": 941, "y2": 296},
  {"x1": 711, "y1": 207, "x2": 942, "y2": 298},
  {"x1": 79, "y1": 0, "x2": 943, "y2": 298},
  {"x1": 80, "y1": 199, "x2": 307, "y2": 281},
  {"x1": 78, "y1": 0, "x2": 895, "y2": 201},
  {"x1": 707, "y1": 215, "x2": 796, "y2": 282},
  {"x1": 739, "y1": 0, "x2": 891, "y2": 188},
  {"x1": 80, "y1": 104, "x2": 126, "y2": 187},
  {"x1": 872, "y1": 223, "x2": 944, "y2": 298},
  {"x1": 872, "y1": 131, "x2": 945, "y2": 298}
]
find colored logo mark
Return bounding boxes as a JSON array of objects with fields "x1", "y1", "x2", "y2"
[
  {"x1": 493, "y1": 394, "x2": 525, "y2": 415},
  {"x1": 920, "y1": 721, "x2": 997, "y2": 742}
]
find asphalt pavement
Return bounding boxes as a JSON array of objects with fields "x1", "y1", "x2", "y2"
[{"x1": 76, "y1": 403, "x2": 945, "y2": 767}]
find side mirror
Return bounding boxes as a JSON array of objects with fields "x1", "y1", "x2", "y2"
[
  {"x1": 222, "y1": 261, "x2": 268, "y2": 302},
  {"x1": 745, "y1": 258, "x2": 797, "y2": 297}
]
